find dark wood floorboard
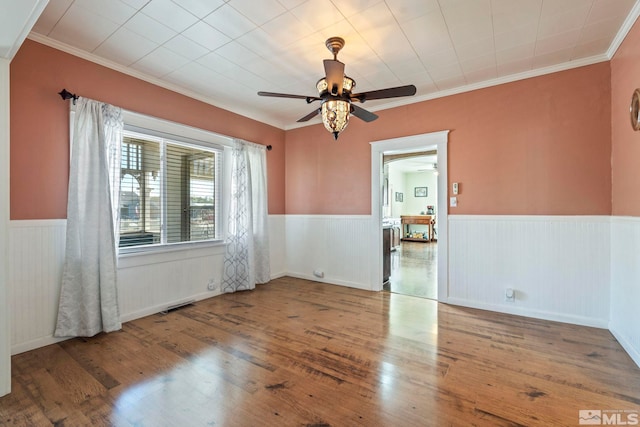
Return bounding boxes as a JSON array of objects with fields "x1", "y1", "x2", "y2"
[{"x1": 1, "y1": 276, "x2": 639, "y2": 426}]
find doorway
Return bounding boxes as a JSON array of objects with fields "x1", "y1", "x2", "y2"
[
  {"x1": 384, "y1": 153, "x2": 438, "y2": 299},
  {"x1": 370, "y1": 131, "x2": 449, "y2": 301}
]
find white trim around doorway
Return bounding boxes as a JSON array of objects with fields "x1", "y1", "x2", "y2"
[{"x1": 370, "y1": 131, "x2": 449, "y2": 300}]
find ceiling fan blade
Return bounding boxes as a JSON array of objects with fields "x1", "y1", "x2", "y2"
[
  {"x1": 351, "y1": 105, "x2": 378, "y2": 122},
  {"x1": 297, "y1": 108, "x2": 321, "y2": 122},
  {"x1": 323, "y1": 59, "x2": 345, "y2": 95},
  {"x1": 350, "y1": 85, "x2": 417, "y2": 103},
  {"x1": 258, "y1": 91, "x2": 321, "y2": 103}
]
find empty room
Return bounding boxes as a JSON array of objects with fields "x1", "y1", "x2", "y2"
[{"x1": 2, "y1": 0, "x2": 640, "y2": 425}]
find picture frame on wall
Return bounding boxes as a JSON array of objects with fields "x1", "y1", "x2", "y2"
[
  {"x1": 395, "y1": 192, "x2": 403, "y2": 202},
  {"x1": 414, "y1": 187, "x2": 427, "y2": 197}
]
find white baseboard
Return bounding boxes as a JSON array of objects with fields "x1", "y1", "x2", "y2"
[
  {"x1": 609, "y1": 325, "x2": 640, "y2": 369},
  {"x1": 446, "y1": 297, "x2": 609, "y2": 329},
  {"x1": 285, "y1": 272, "x2": 372, "y2": 291}
]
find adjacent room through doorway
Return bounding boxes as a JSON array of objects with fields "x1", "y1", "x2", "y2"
[{"x1": 383, "y1": 153, "x2": 438, "y2": 299}]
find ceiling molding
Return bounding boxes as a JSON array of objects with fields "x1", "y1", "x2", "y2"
[
  {"x1": 26, "y1": 32, "x2": 287, "y2": 130},
  {"x1": 607, "y1": 0, "x2": 640, "y2": 59},
  {"x1": 2, "y1": 0, "x2": 49, "y2": 60}
]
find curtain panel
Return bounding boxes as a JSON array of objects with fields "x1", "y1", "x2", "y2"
[
  {"x1": 55, "y1": 97, "x2": 123, "y2": 337},
  {"x1": 222, "y1": 139, "x2": 270, "y2": 292}
]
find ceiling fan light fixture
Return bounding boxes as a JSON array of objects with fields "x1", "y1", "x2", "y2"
[{"x1": 322, "y1": 99, "x2": 350, "y2": 139}]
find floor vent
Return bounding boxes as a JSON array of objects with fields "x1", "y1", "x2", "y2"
[{"x1": 161, "y1": 300, "x2": 196, "y2": 315}]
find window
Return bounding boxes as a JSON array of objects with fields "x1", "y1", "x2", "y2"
[{"x1": 119, "y1": 130, "x2": 221, "y2": 249}]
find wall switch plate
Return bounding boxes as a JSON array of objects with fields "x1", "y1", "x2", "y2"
[
  {"x1": 452, "y1": 182, "x2": 459, "y2": 195},
  {"x1": 450, "y1": 197, "x2": 457, "y2": 207}
]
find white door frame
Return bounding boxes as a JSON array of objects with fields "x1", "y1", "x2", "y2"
[
  {"x1": 370, "y1": 131, "x2": 449, "y2": 300},
  {"x1": 0, "y1": 58, "x2": 11, "y2": 396}
]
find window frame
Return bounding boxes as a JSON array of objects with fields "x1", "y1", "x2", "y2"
[{"x1": 117, "y1": 111, "x2": 233, "y2": 257}]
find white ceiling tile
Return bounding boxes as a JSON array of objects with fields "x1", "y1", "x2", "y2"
[
  {"x1": 124, "y1": 11, "x2": 177, "y2": 44},
  {"x1": 455, "y1": 37, "x2": 494, "y2": 60},
  {"x1": 73, "y1": 0, "x2": 138, "y2": 25},
  {"x1": 491, "y1": 0, "x2": 542, "y2": 34},
  {"x1": 464, "y1": 67, "x2": 497, "y2": 84},
  {"x1": 141, "y1": 0, "x2": 199, "y2": 32},
  {"x1": 419, "y1": 48, "x2": 459, "y2": 69},
  {"x1": 197, "y1": 53, "x2": 268, "y2": 90},
  {"x1": 236, "y1": 28, "x2": 282, "y2": 58},
  {"x1": 261, "y1": 12, "x2": 314, "y2": 46},
  {"x1": 495, "y1": 42, "x2": 535, "y2": 64},
  {"x1": 317, "y1": 20, "x2": 360, "y2": 46},
  {"x1": 277, "y1": 0, "x2": 308, "y2": 10},
  {"x1": 214, "y1": 40, "x2": 261, "y2": 66},
  {"x1": 48, "y1": 3, "x2": 120, "y2": 51},
  {"x1": 386, "y1": 0, "x2": 440, "y2": 23},
  {"x1": 94, "y1": 27, "x2": 159, "y2": 66},
  {"x1": 183, "y1": 21, "x2": 231, "y2": 50},
  {"x1": 348, "y1": 2, "x2": 395, "y2": 33},
  {"x1": 163, "y1": 34, "x2": 209, "y2": 60},
  {"x1": 32, "y1": 0, "x2": 73, "y2": 35},
  {"x1": 532, "y1": 48, "x2": 573, "y2": 69},
  {"x1": 587, "y1": 0, "x2": 636, "y2": 24},
  {"x1": 172, "y1": 0, "x2": 225, "y2": 18},
  {"x1": 387, "y1": 56, "x2": 427, "y2": 80},
  {"x1": 131, "y1": 46, "x2": 191, "y2": 77},
  {"x1": 228, "y1": 0, "x2": 287, "y2": 26},
  {"x1": 534, "y1": 29, "x2": 581, "y2": 56},
  {"x1": 331, "y1": 0, "x2": 384, "y2": 18},
  {"x1": 291, "y1": 0, "x2": 345, "y2": 31},
  {"x1": 493, "y1": 23, "x2": 537, "y2": 51},
  {"x1": 537, "y1": 6, "x2": 591, "y2": 39},
  {"x1": 426, "y1": 63, "x2": 463, "y2": 81},
  {"x1": 459, "y1": 54, "x2": 495, "y2": 73},
  {"x1": 120, "y1": 0, "x2": 151, "y2": 8},
  {"x1": 496, "y1": 57, "x2": 532, "y2": 76},
  {"x1": 203, "y1": 4, "x2": 256, "y2": 39},
  {"x1": 165, "y1": 61, "x2": 221, "y2": 91},
  {"x1": 572, "y1": 37, "x2": 611, "y2": 59},
  {"x1": 581, "y1": 17, "x2": 628, "y2": 44},
  {"x1": 434, "y1": 75, "x2": 466, "y2": 91},
  {"x1": 402, "y1": 11, "x2": 452, "y2": 57}
]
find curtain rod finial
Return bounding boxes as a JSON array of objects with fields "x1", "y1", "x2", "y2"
[
  {"x1": 58, "y1": 89, "x2": 78, "y2": 103},
  {"x1": 266, "y1": 145, "x2": 272, "y2": 151}
]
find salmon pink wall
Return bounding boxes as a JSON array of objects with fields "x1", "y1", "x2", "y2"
[
  {"x1": 286, "y1": 63, "x2": 612, "y2": 215},
  {"x1": 611, "y1": 18, "x2": 640, "y2": 216},
  {"x1": 10, "y1": 40, "x2": 285, "y2": 219}
]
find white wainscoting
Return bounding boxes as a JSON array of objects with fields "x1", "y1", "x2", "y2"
[
  {"x1": 449, "y1": 215, "x2": 611, "y2": 328},
  {"x1": 610, "y1": 217, "x2": 640, "y2": 367},
  {"x1": 269, "y1": 215, "x2": 286, "y2": 279},
  {"x1": 9, "y1": 215, "x2": 288, "y2": 354},
  {"x1": 9, "y1": 220, "x2": 67, "y2": 354},
  {"x1": 285, "y1": 215, "x2": 374, "y2": 290}
]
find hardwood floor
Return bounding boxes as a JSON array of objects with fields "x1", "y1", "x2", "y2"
[
  {"x1": 1, "y1": 277, "x2": 639, "y2": 426},
  {"x1": 388, "y1": 241, "x2": 437, "y2": 299}
]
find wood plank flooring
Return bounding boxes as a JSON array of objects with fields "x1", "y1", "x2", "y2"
[
  {"x1": 388, "y1": 241, "x2": 437, "y2": 299},
  {"x1": 1, "y1": 276, "x2": 639, "y2": 426}
]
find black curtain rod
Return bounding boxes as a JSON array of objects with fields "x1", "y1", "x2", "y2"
[{"x1": 57, "y1": 88, "x2": 273, "y2": 151}]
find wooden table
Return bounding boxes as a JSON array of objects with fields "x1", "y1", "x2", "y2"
[{"x1": 400, "y1": 215, "x2": 433, "y2": 242}]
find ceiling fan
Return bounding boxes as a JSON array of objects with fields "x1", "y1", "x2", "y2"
[{"x1": 258, "y1": 37, "x2": 417, "y2": 140}]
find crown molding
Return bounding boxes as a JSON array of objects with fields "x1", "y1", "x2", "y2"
[{"x1": 607, "y1": 0, "x2": 640, "y2": 59}]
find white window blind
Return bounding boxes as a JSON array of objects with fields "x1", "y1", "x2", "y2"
[{"x1": 119, "y1": 130, "x2": 221, "y2": 248}]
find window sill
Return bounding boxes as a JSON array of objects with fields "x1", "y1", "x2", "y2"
[{"x1": 118, "y1": 240, "x2": 227, "y2": 269}]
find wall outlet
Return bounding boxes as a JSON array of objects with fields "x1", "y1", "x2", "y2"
[
  {"x1": 505, "y1": 288, "x2": 515, "y2": 302},
  {"x1": 207, "y1": 279, "x2": 217, "y2": 291}
]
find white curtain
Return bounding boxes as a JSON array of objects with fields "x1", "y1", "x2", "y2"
[
  {"x1": 222, "y1": 139, "x2": 270, "y2": 292},
  {"x1": 55, "y1": 97, "x2": 123, "y2": 337}
]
